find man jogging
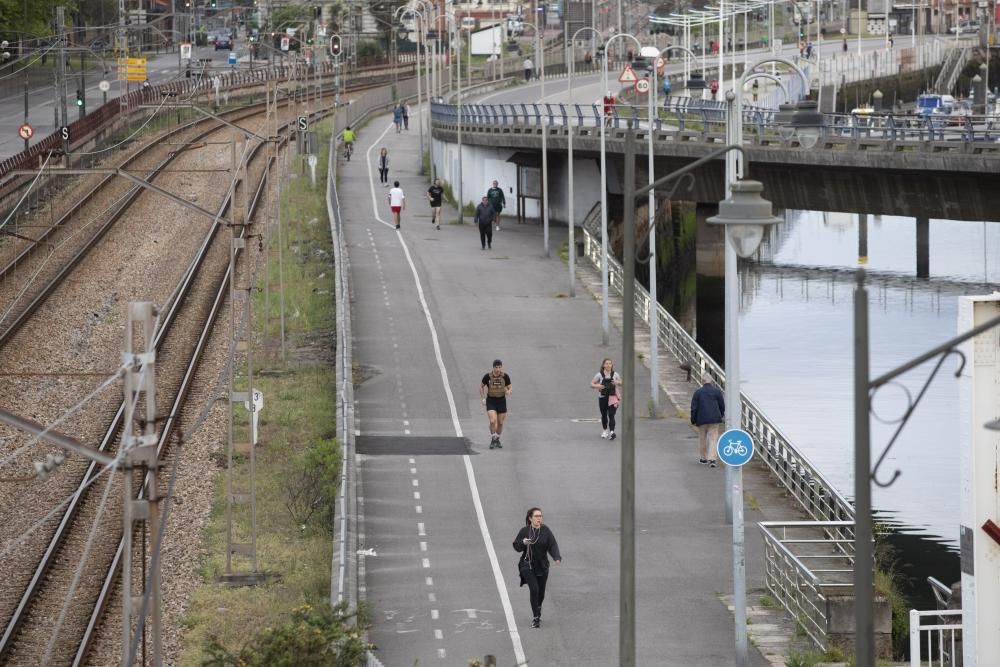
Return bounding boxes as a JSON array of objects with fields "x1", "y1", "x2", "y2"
[
  {"x1": 480, "y1": 359, "x2": 512, "y2": 449},
  {"x1": 426, "y1": 178, "x2": 444, "y2": 230},
  {"x1": 387, "y1": 180, "x2": 405, "y2": 229},
  {"x1": 474, "y1": 196, "x2": 497, "y2": 250},
  {"x1": 487, "y1": 180, "x2": 506, "y2": 231}
]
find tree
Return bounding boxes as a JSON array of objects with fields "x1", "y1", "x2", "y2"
[{"x1": 0, "y1": 0, "x2": 79, "y2": 42}]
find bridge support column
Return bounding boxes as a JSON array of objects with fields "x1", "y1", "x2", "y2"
[
  {"x1": 858, "y1": 213, "x2": 868, "y2": 265},
  {"x1": 695, "y1": 203, "x2": 725, "y2": 366},
  {"x1": 916, "y1": 216, "x2": 930, "y2": 279}
]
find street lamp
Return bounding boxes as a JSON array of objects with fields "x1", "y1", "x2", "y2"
[
  {"x1": 395, "y1": 6, "x2": 425, "y2": 167},
  {"x1": 566, "y1": 25, "x2": 603, "y2": 297},
  {"x1": 599, "y1": 31, "x2": 643, "y2": 345},
  {"x1": 706, "y1": 179, "x2": 782, "y2": 667},
  {"x1": 787, "y1": 99, "x2": 826, "y2": 148}
]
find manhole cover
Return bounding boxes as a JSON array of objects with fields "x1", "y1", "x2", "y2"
[{"x1": 357, "y1": 435, "x2": 471, "y2": 455}]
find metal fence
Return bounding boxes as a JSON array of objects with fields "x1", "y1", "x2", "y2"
[
  {"x1": 909, "y1": 609, "x2": 963, "y2": 666},
  {"x1": 578, "y1": 208, "x2": 857, "y2": 533},
  {"x1": 759, "y1": 521, "x2": 854, "y2": 648}
]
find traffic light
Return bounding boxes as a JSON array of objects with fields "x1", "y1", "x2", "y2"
[
  {"x1": 75, "y1": 90, "x2": 83, "y2": 107},
  {"x1": 330, "y1": 36, "x2": 341, "y2": 57}
]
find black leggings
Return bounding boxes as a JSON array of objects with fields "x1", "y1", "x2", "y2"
[
  {"x1": 598, "y1": 396, "x2": 617, "y2": 431},
  {"x1": 378, "y1": 167, "x2": 388, "y2": 184},
  {"x1": 479, "y1": 223, "x2": 493, "y2": 248},
  {"x1": 523, "y1": 568, "x2": 548, "y2": 618}
]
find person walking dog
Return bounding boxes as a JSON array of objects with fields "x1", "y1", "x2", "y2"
[
  {"x1": 690, "y1": 373, "x2": 725, "y2": 467},
  {"x1": 513, "y1": 507, "x2": 561, "y2": 628}
]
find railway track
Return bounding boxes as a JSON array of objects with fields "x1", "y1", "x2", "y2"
[{"x1": 0, "y1": 88, "x2": 340, "y2": 664}]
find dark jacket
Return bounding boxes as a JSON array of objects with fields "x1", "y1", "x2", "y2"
[
  {"x1": 474, "y1": 202, "x2": 497, "y2": 226},
  {"x1": 690, "y1": 382, "x2": 725, "y2": 426},
  {"x1": 513, "y1": 524, "x2": 561, "y2": 583}
]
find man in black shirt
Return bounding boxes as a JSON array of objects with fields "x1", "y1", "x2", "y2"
[
  {"x1": 426, "y1": 178, "x2": 444, "y2": 230},
  {"x1": 480, "y1": 359, "x2": 512, "y2": 448},
  {"x1": 474, "y1": 196, "x2": 497, "y2": 250}
]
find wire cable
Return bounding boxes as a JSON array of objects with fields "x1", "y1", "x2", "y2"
[
  {"x1": 68, "y1": 93, "x2": 172, "y2": 156},
  {"x1": 0, "y1": 151, "x2": 55, "y2": 234}
]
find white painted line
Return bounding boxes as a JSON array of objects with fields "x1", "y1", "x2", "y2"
[
  {"x1": 403, "y1": 420, "x2": 410, "y2": 426},
  {"x1": 366, "y1": 122, "x2": 396, "y2": 230},
  {"x1": 437, "y1": 648, "x2": 446, "y2": 659},
  {"x1": 414, "y1": 492, "x2": 421, "y2": 500},
  {"x1": 434, "y1": 629, "x2": 443, "y2": 640},
  {"x1": 404, "y1": 429, "x2": 411, "y2": 435},
  {"x1": 410, "y1": 467, "x2": 417, "y2": 474},
  {"x1": 368, "y1": 113, "x2": 526, "y2": 665},
  {"x1": 467, "y1": 609, "x2": 478, "y2": 619},
  {"x1": 409, "y1": 458, "x2": 416, "y2": 464},
  {"x1": 420, "y1": 541, "x2": 427, "y2": 551},
  {"x1": 417, "y1": 522, "x2": 425, "y2": 535},
  {"x1": 415, "y1": 505, "x2": 422, "y2": 513},
  {"x1": 412, "y1": 479, "x2": 419, "y2": 487},
  {"x1": 422, "y1": 558, "x2": 430, "y2": 568},
  {"x1": 429, "y1": 592, "x2": 436, "y2": 602},
  {"x1": 431, "y1": 609, "x2": 439, "y2": 620},
  {"x1": 425, "y1": 577, "x2": 434, "y2": 586}
]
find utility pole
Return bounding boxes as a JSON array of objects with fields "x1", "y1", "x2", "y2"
[
  {"x1": 56, "y1": 6, "x2": 68, "y2": 152},
  {"x1": 121, "y1": 301, "x2": 163, "y2": 667}
]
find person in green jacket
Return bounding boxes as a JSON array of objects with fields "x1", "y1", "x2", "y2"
[{"x1": 487, "y1": 180, "x2": 507, "y2": 231}]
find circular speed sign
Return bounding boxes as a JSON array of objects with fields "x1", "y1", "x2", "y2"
[{"x1": 635, "y1": 79, "x2": 650, "y2": 94}]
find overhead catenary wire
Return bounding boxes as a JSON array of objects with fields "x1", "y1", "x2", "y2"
[{"x1": 0, "y1": 151, "x2": 55, "y2": 234}]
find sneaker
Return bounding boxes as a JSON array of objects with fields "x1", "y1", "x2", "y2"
[
  {"x1": 488, "y1": 244, "x2": 492, "y2": 249},
  {"x1": 601, "y1": 430, "x2": 608, "y2": 439},
  {"x1": 436, "y1": 224, "x2": 440, "y2": 230},
  {"x1": 495, "y1": 437, "x2": 502, "y2": 448},
  {"x1": 496, "y1": 224, "x2": 500, "y2": 231},
  {"x1": 395, "y1": 224, "x2": 400, "y2": 230},
  {"x1": 531, "y1": 617, "x2": 540, "y2": 628},
  {"x1": 698, "y1": 458, "x2": 709, "y2": 465},
  {"x1": 709, "y1": 460, "x2": 717, "y2": 468},
  {"x1": 608, "y1": 431, "x2": 616, "y2": 440}
]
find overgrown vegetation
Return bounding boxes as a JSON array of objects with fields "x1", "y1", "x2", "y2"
[{"x1": 178, "y1": 118, "x2": 367, "y2": 665}]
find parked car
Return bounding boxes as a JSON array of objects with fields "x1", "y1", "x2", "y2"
[
  {"x1": 949, "y1": 21, "x2": 980, "y2": 34},
  {"x1": 215, "y1": 35, "x2": 233, "y2": 50}
]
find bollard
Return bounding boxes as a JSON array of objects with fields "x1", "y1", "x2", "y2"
[{"x1": 872, "y1": 89, "x2": 883, "y2": 113}]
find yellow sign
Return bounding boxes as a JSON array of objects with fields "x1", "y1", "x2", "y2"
[{"x1": 117, "y1": 57, "x2": 148, "y2": 82}]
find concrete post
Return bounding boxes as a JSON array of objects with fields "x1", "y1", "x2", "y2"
[
  {"x1": 872, "y1": 89, "x2": 883, "y2": 112},
  {"x1": 915, "y1": 216, "x2": 930, "y2": 278}
]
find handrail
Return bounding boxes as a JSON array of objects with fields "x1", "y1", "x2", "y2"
[{"x1": 909, "y1": 608, "x2": 962, "y2": 666}]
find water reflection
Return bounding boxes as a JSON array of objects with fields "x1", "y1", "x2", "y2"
[{"x1": 737, "y1": 212, "x2": 999, "y2": 548}]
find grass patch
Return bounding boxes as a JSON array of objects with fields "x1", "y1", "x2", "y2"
[
  {"x1": 744, "y1": 492, "x2": 761, "y2": 512},
  {"x1": 178, "y1": 117, "x2": 367, "y2": 665},
  {"x1": 758, "y1": 594, "x2": 777, "y2": 608}
]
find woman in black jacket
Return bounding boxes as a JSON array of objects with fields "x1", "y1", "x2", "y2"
[{"x1": 513, "y1": 507, "x2": 561, "y2": 628}]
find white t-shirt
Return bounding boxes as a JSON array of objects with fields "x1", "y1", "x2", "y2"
[{"x1": 388, "y1": 187, "x2": 405, "y2": 207}]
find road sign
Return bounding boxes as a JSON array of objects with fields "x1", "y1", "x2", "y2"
[
  {"x1": 280, "y1": 36, "x2": 290, "y2": 51},
  {"x1": 297, "y1": 115, "x2": 308, "y2": 131},
  {"x1": 717, "y1": 429, "x2": 755, "y2": 467},
  {"x1": 18, "y1": 123, "x2": 33, "y2": 140},
  {"x1": 618, "y1": 64, "x2": 638, "y2": 83},
  {"x1": 228, "y1": 52, "x2": 237, "y2": 65},
  {"x1": 635, "y1": 79, "x2": 650, "y2": 94},
  {"x1": 60, "y1": 126, "x2": 70, "y2": 142},
  {"x1": 98, "y1": 79, "x2": 110, "y2": 92},
  {"x1": 117, "y1": 56, "x2": 147, "y2": 82},
  {"x1": 180, "y1": 42, "x2": 192, "y2": 60}
]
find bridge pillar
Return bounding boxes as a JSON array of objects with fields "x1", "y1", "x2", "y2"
[
  {"x1": 916, "y1": 216, "x2": 930, "y2": 279},
  {"x1": 858, "y1": 213, "x2": 868, "y2": 264},
  {"x1": 695, "y1": 203, "x2": 725, "y2": 366}
]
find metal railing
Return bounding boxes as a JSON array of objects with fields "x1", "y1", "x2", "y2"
[
  {"x1": 579, "y1": 208, "x2": 857, "y2": 531},
  {"x1": 909, "y1": 609, "x2": 963, "y2": 666},
  {"x1": 760, "y1": 521, "x2": 856, "y2": 650},
  {"x1": 431, "y1": 96, "x2": 1000, "y2": 146}
]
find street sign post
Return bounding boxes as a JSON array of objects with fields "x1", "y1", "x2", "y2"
[
  {"x1": 297, "y1": 115, "x2": 308, "y2": 131},
  {"x1": 717, "y1": 428, "x2": 754, "y2": 467},
  {"x1": 634, "y1": 79, "x2": 650, "y2": 94},
  {"x1": 243, "y1": 390, "x2": 264, "y2": 445},
  {"x1": 618, "y1": 64, "x2": 638, "y2": 83},
  {"x1": 18, "y1": 123, "x2": 33, "y2": 140},
  {"x1": 98, "y1": 80, "x2": 110, "y2": 92},
  {"x1": 280, "y1": 36, "x2": 290, "y2": 51},
  {"x1": 117, "y1": 57, "x2": 147, "y2": 82},
  {"x1": 228, "y1": 52, "x2": 237, "y2": 66},
  {"x1": 180, "y1": 42, "x2": 192, "y2": 60}
]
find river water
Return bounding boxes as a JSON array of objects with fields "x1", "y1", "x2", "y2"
[
  {"x1": 732, "y1": 212, "x2": 999, "y2": 558},
  {"x1": 703, "y1": 211, "x2": 1000, "y2": 605}
]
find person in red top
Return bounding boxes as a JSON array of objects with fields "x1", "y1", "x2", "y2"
[{"x1": 602, "y1": 92, "x2": 615, "y2": 127}]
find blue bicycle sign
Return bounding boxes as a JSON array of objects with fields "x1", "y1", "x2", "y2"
[{"x1": 717, "y1": 429, "x2": 754, "y2": 467}]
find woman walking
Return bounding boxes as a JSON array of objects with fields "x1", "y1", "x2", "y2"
[
  {"x1": 377, "y1": 147, "x2": 390, "y2": 186},
  {"x1": 513, "y1": 507, "x2": 561, "y2": 628},
  {"x1": 590, "y1": 358, "x2": 622, "y2": 440}
]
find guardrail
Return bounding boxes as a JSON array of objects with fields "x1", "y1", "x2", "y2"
[
  {"x1": 578, "y1": 206, "x2": 857, "y2": 531},
  {"x1": 909, "y1": 609, "x2": 962, "y2": 666},
  {"x1": 431, "y1": 96, "x2": 1000, "y2": 146}
]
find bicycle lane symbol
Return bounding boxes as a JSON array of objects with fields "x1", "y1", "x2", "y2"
[{"x1": 716, "y1": 428, "x2": 754, "y2": 467}]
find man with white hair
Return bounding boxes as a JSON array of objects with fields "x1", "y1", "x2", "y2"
[{"x1": 690, "y1": 372, "x2": 725, "y2": 467}]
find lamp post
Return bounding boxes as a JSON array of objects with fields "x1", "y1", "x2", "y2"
[
  {"x1": 535, "y1": 3, "x2": 551, "y2": 256},
  {"x1": 395, "y1": 6, "x2": 425, "y2": 164},
  {"x1": 599, "y1": 31, "x2": 643, "y2": 345},
  {"x1": 567, "y1": 26, "x2": 603, "y2": 297},
  {"x1": 707, "y1": 180, "x2": 783, "y2": 667}
]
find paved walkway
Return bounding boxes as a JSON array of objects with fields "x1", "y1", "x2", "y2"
[{"x1": 339, "y1": 107, "x2": 800, "y2": 666}]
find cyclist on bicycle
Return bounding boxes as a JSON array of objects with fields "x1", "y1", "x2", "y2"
[{"x1": 342, "y1": 126, "x2": 356, "y2": 153}]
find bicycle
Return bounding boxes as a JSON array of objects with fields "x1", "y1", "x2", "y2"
[
  {"x1": 722, "y1": 441, "x2": 748, "y2": 458},
  {"x1": 344, "y1": 142, "x2": 353, "y2": 161}
]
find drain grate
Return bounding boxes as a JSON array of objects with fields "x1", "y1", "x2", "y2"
[{"x1": 356, "y1": 435, "x2": 472, "y2": 455}]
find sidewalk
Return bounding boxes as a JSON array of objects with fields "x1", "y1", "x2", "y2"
[{"x1": 340, "y1": 107, "x2": 806, "y2": 666}]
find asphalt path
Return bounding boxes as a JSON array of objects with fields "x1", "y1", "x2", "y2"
[{"x1": 342, "y1": 111, "x2": 775, "y2": 666}]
